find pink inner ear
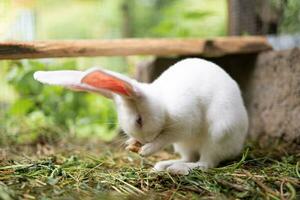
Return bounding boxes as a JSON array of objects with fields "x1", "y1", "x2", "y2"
[{"x1": 81, "y1": 71, "x2": 131, "y2": 96}]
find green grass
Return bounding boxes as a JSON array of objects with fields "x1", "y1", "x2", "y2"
[{"x1": 0, "y1": 139, "x2": 299, "y2": 200}]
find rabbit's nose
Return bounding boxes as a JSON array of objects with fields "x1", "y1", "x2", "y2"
[
  {"x1": 138, "y1": 138, "x2": 147, "y2": 144},
  {"x1": 131, "y1": 135, "x2": 145, "y2": 144}
]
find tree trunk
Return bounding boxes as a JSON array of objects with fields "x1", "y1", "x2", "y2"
[
  {"x1": 121, "y1": 0, "x2": 133, "y2": 37},
  {"x1": 227, "y1": 0, "x2": 286, "y2": 35}
]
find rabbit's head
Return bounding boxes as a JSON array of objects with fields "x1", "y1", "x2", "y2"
[
  {"x1": 34, "y1": 68, "x2": 166, "y2": 144},
  {"x1": 113, "y1": 83, "x2": 166, "y2": 144},
  {"x1": 81, "y1": 69, "x2": 166, "y2": 144}
]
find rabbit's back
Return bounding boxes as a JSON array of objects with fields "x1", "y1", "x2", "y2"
[
  {"x1": 152, "y1": 58, "x2": 248, "y2": 140},
  {"x1": 153, "y1": 58, "x2": 242, "y2": 109}
]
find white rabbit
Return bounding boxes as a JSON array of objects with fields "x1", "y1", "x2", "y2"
[{"x1": 33, "y1": 58, "x2": 248, "y2": 175}]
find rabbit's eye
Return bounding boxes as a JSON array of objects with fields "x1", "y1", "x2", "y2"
[{"x1": 136, "y1": 115, "x2": 143, "y2": 128}]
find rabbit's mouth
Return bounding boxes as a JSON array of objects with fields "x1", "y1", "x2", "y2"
[
  {"x1": 132, "y1": 133, "x2": 157, "y2": 144},
  {"x1": 143, "y1": 130, "x2": 161, "y2": 143},
  {"x1": 130, "y1": 135, "x2": 146, "y2": 144},
  {"x1": 129, "y1": 128, "x2": 161, "y2": 144}
]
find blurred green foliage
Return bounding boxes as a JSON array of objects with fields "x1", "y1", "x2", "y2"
[
  {"x1": 36, "y1": 0, "x2": 123, "y2": 39},
  {"x1": 280, "y1": 0, "x2": 300, "y2": 33},
  {"x1": 34, "y1": 0, "x2": 227, "y2": 39},
  {"x1": 1, "y1": 60, "x2": 117, "y2": 145},
  {"x1": 124, "y1": 0, "x2": 226, "y2": 37}
]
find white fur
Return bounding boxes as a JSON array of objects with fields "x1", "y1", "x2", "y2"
[
  {"x1": 117, "y1": 58, "x2": 248, "y2": 175},
  {"x1": 34, "y1": 58, "x2": 248, "y2": 175},
  {"x1": 33, "y1": 70, "x2": 84, "y2": 86}
]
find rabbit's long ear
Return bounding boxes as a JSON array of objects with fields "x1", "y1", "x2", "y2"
[
  {"x1": 81, "y1": 68, "x2": 140, "y2": 98},
  {"x1": 33, "y1": 70, "x2": 113, "y2": 98}
]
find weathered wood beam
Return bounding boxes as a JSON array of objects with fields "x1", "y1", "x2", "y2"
[{"x1": 0, "y1": 37, "x2": 272, "y2": 60}]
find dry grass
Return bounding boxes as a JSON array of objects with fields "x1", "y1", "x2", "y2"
[{"x1": 0, "y1": 138, "x2": 299, "y2": 200}]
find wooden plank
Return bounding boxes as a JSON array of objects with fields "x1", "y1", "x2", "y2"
[{"x1": 0, "y1": 37, "x2": 272, "y2": 60}]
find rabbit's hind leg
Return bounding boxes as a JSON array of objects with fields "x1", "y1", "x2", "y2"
[
  {"x1": 165, "y1": 139, "x2": 223, "y2": 175},
  {"x1": 166, "y1": 144, "x2": 216, "y2": 175},
  {"x1": 154, "y1": 142, "x2": 199, "y2": 172}
]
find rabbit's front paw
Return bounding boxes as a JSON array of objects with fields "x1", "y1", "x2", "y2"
[
  {"x1": 139, "y1": 143, "x2": 161, "y2": 157},
  {"x1": 125, "y1": 138, "x2": 137, "y2": 146}
]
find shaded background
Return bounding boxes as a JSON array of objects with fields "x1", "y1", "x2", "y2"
[{"x1": 0, "y1": 0, "x2": 299, "y2": 145}]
